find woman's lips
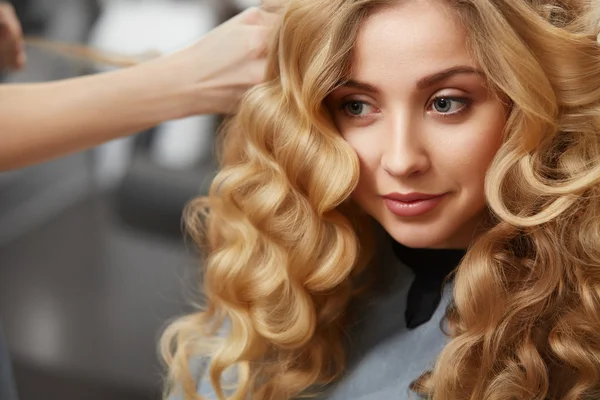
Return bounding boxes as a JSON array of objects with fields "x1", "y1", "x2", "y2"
[{"x1": 382, "y1": 192, "x2": 446, "y2": 217}]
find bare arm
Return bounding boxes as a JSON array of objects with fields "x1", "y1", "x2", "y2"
[
  {"x1": 0, "y1": 58, "x2": 191, "y2": 170},
  {"x1": 0, "y1": 6, "x2": 276, "y2": 171}
]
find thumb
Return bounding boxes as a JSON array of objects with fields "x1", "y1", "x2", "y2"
[
  {"x1": 239, "y1": 7, "x2": 280, "y2": 27},
  {"x1": 261, "y1": 0, "x2": 288, "y2": 12}
]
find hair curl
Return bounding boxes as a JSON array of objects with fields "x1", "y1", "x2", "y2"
[
  {"x1": 423, "y1": 0, "x2": 600, "y2": 399},
  {"x1": 160, "y1": 0, "x2": 600, "y2": 399}
]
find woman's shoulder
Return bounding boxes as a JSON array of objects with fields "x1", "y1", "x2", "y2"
[
  {"x1": 169, "y1": 357, "x2": 240, "y2": 400},
  {"x1": 167, "y1": 321, "x2": 241, "y2": 400}
]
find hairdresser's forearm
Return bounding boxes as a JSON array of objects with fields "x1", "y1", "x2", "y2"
[{"x1": 0, "y1": 56, "x2": 195, "y2": 171}]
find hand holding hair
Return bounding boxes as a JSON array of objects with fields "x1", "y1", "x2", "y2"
[{"x1": 0, "y1": 6, "x2": 278, "y2": 171}]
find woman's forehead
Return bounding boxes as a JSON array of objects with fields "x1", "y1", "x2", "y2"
[{"x1": 350, "y1": 1, "x2": 476, "y2": 87}]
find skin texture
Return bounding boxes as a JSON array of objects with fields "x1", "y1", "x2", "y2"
[{"x1": 327, "y1": 0, "x2": 508, "y2": 249}]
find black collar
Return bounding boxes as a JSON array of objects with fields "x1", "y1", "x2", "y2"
[{"x1": 390, "y1": 239, "x2": 465, "y2": 329}]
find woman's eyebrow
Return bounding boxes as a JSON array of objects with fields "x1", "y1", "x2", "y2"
[
  {"x1": 416, "y1": 65, "x2": 483, "y2": 89},
  {"x1": 337, "y1": 65, "x2": 483, "y2": 94},
  {"x1": 342, "y1": 80, "x2": 379, "y2": 94}
]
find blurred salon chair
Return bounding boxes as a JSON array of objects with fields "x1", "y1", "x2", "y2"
[{"x1": 113, "y1": 128, "x2": 219, "y2": 239}]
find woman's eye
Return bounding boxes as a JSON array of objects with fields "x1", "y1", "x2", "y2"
[
  {"x1": 430, "y1": 97, "x2": 469, "y2": 115},
  {"x1": 342, "y1": 101, "x2": 374, "y2": 118}
]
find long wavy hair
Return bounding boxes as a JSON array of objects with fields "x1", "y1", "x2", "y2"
[{"x1": 160, "y1": 0, "x2": 600, "y2": 399}]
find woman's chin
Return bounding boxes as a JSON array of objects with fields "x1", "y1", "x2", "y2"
[
  {"x1": 390, "y1": 236, "x2": 442, "y2": 249},
  {"x1": 384, "y1": 225, "x2": 453, "y2": 249}
]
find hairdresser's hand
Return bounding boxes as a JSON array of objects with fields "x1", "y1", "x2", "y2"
[
  {"x1": 261, "y1": 0, "x2": 287, "y2": 12},
  {"x1": 0, "y1": 2, "x2": 26, "y2": 71},
  {"x1": 175, "y1": 7, "x2": 278, "y2": 115}
]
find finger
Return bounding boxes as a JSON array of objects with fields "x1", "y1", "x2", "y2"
[
  {"x1": 0, "y1": 27, "x2": 25, "y2": 71},
  {"x1": 7, "y1": 15, "x2": 22, "y2": 40},
  {"x1": 0, "y1": 23, "x2": 24, "y2": 71},
  {"x1": 260, "y1": 0, "x2": 287, "y2": 13},
  {"x1": 13, "y1": 44, "x2": 26, "y2": 70},
  {"x1": 234, "y1": 7, "x2": 262, "y2": 25},
  {"x1": 256, "y1": 9, "x2": 280, "y2": 26},
  {"x1": 0, "y1": 3, "x2": 21, "y2": 38},
  {"x1": 0, "y1": 49, "x2": 7, "y2": 70},
  {"x1": 0, "y1": 23, "x2": 10, "y2": 55},
  {"x1": 239, "y1": 7, "x2": 280, "y2": 27},
  {"x1": 0, "y1": 50, "x2": 15, "y2": 72},
  {"x1": 0, "y1": 19, "x2": 21, "y2": 45},
  {"x1": 0, "y1": 48, "x2": 18, "y2": 71}
]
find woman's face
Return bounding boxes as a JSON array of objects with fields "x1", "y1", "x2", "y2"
[{"x1": 327, "y1": 0, "x2": 507, "y2": 249}]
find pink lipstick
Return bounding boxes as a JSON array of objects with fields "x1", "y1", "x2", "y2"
[{"x1": 382, "y1": 192, "x2": 446, "y2": 217}]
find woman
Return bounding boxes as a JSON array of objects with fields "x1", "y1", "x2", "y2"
[{"x1": 161, "y1": 0, "x2": 600, "y2": 399}]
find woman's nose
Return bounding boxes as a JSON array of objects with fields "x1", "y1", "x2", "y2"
[{"x1": 381, "y1": 116, "x2": 430, "y2": 178}]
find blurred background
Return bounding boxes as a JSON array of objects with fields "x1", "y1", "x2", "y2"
[{"x1": 0, "y1": 0, "x2": 259, "y2": 398}]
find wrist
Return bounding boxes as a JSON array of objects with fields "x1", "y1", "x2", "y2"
[{"x1": 130, "y1": 51, "x2": 201, "y2": 121}]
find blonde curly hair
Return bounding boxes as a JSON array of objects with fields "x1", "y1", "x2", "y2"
[{"x1": 160, "y1": 0, "x2": 600, "y2": 399}]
